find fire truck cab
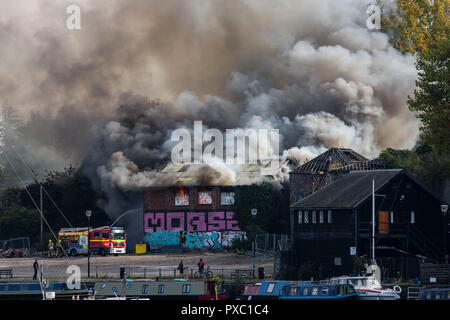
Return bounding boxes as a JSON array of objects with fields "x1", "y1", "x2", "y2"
[
  {"x1": 89, "y1": 226, "x2": 127, "y2": 255},
  {"x1": 89, "y1": 226, "x2": 112, "y2": 256},
  {"x1": 110, "y1": 227, "x2": 126, "y2": 255}
]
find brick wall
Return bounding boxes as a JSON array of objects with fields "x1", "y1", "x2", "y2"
[{"x1": 144, "y1": 186, "x2": 234, "y2": 212}]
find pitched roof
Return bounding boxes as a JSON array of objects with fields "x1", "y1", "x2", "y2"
[
  {"x1": 292, "y1": 148, "x2": 369, "y2": 174},
  {"x1": 290, "y1": 169, "x2": 403, "y2": 209},
  {"x1": 151, "y1": 160, "x2": 282, "y2": 187}
]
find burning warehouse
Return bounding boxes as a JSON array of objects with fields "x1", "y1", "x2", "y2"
[{"x1": 141, "y1": 161, "x2": 287, "y2": 252}]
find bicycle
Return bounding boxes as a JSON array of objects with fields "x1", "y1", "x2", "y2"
[{"x1": 194, "y1": 267, "x2": 213, "y2": 279}]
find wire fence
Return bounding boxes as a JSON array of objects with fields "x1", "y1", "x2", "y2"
[
  {"x1": 93, "y1": 265, "x2": 273, "y2": 280},
  {"x1": 255, "y1": 234, "x2": 291, "y2": 253},
  {"x1": 1, "y1": 237, "x2": 30, "y2": 251}
]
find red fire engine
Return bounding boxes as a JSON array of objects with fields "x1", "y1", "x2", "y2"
[
  {"x1": 89, "y1": 226, "x2": 126, "y2": 256},
  {"x1": 58, "y1": 226, "x2": 126, "y2": 256}
]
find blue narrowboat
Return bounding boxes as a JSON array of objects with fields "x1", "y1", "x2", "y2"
[
  {"x1": 0, "y1": 282, "x2": 90, "y2": 300},
  {"x1": 418, "y1": 287, "x2": 450, "y2": 300},
  {"x1": 279, "y1": 283, "x2": 359, "y2": 300},
  {"x1": 241, "y1": 281, "x2": 358, "y2": 300}
]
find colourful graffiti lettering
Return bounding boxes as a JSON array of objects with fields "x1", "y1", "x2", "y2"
[
  {"x1": 146, "y1": 212, "x2": 165, "y2": 232},
  {"x1": 144, "y1": 211, "x2": 240, "y2": 233},
  {"x1": 166, "y1": 212, "x2": 185, "y2": 231}
]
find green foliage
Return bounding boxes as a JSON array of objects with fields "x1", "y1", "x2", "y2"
[
  {"x1": 0, "y1": 168, "x2": 111, "y2": 245},
  {"x1": 382, "y1": 0, "x2": 449, "y2": 54},
  {"x1": 379, "y1": 144, "x2": 450, "y2": 195},
  {"x1": 407, "y1": 37, "x2": 450, "y2": 154},
  {"x1": 0, "y1": 206, "x2": 40, "y2": 242},
  {"x1": 231, "y1": 237, "x2": 250, "y2": 252},
  {"x1": 231, "y1": 181, "x2": 289, "y2": 237}
]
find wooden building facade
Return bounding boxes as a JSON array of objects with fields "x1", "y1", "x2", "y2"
[{"x1": 290, "y1": 169, "x2": 448, "y2": 280}]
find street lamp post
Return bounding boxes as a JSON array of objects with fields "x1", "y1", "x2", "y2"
[
  {"x1": 86, "y1": 210, "x2": 92, "y2": 278},
  {"x1": 251, "y1": 208, "x2": 257, "y2": 278},
  {"x1": 441, "y1": 205, "x2": 448, "y2": 264}
]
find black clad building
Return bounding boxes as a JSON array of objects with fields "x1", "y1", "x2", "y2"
[{"x1": 289, "y1": 169, "x2": 448, "y2": 280}]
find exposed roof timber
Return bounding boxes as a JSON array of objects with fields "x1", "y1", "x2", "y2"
[{"x1": 292, "y1": 148, "x2": 372, "y2": 174}]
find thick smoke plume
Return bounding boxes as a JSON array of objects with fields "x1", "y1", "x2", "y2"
[{"x1": 0, "y1": 0, "x2": 419, "y2": 218}]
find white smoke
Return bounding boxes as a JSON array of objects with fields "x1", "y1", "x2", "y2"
[{"x1": 0, "y1": 0, "x2": 420, "y2": 216}]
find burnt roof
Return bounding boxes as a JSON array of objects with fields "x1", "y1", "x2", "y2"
[
  {"x1": 290, "y1": 169, "x2": 403, "y2": 209},
  {"x1": 292, "y1": 148, "x2": 369, "y2": 174}
]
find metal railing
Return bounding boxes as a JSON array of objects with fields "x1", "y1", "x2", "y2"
[{"x1": 93, "y1": 266, "x2": 272, "y2": 280}]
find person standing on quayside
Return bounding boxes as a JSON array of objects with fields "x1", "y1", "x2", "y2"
[
  {"x1": 198, "y1": 258, "x2": 205, "y2": 275},
  {"x1": 177, "y1": 260, "x2": 184, "y2": 277},
  {"x1": 33, "y1": 259, "x2": 39, "y2": 280}
]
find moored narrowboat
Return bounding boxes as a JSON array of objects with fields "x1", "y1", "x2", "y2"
[
  {"x1": 0, "y1": 282, "x2": 90, "y2": 300},
  {"x1": 419, "y1": 287, "x2": 450, "y2": 300},
  {"x1": 92, "y1": 278, "x2": 228, "y2": 300},
  {"x1": 279, "y1": 283, "x2": 359, "y2": 300}
]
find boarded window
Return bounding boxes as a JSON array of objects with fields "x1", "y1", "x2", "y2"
[
  {"x1": 304, "y1": 211, "x2": 309, "y2": 224},
  {"x1": 199, "y1": 191, "x2": 212, "y2": 205},
  {"x1": 312, "y1": 211, "x2": 316, "y2": 224},
  {"x1": 328, "y1": 210, "x2": 333, "y2": 223},
  {"x1": 319, "y1": 211, "x2": 324, "y2": 223},
  {"x1": 221, "y1": 192, "x2": 235, "y2": 205},
  {"x1": 378, "y1": 211, "x2": 389, "y2": 234},
  {"x1": 175, "y1": 191, "x2": 189, "y2": 206},
  {"x1": 334, "y1": 257, "x2": 342, "y2": 266},
  {"x1": 298, "y1": 211, "x2": 303, "y2": 224}
]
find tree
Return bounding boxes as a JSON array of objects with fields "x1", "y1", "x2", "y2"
[
  {"x1": 379, "y1": 143, "x2": 450, "y2": 198},
  {"x1": 407, "y1": 37, "x2": 449, "y2": 154},
  {"x1": 0, "y1": 167, "x2": 111, "y2": 247},
  {"x1": 231, "y1": 181, "x2": 290, "y2": 238},
  {"x1": 382, "y1": 0, "x2": 449, "y2": 54},
  {"x1": 0, "y1": 206, "x2": 40, "y2": 243}
]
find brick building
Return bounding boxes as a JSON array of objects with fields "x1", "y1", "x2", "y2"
[{"x1": 141, "y1": 162, "x2": 283, "y2": 251}]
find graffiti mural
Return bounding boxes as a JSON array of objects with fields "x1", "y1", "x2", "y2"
[
  {"x1": 221, "y1": 231, "x2": 246, "y2": 247},
  {"x1": 146, "y1": 230, "x2": 180, "y2": 247},
  {"x1": 145, "y1": 230, "x2": 246, "y2": 249},
  {"x1": 183, "y1": 232, "x2": 221, "y2": 250},
  {"x1": 144, "y1": 211, "x2": 243, "y2": 250},
  {"x1": 144, "y1": 211, "x2": 240, "y2": 233}
]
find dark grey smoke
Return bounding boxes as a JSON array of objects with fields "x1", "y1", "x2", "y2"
[{"x1": 0, "y1": 0, "x2": 419, "y2": 218}]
